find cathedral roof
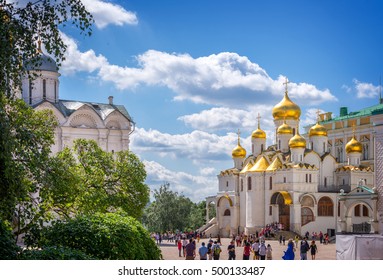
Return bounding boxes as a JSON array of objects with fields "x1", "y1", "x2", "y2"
[
  {"x1": 336, "y1": 165, "x2": 373, "y2": 172},
  {"x1": 240, "y1": 161, "x2": 254, "y2": 173},
  {"x1": 249, "y1": 156, "x2": 269, "y2": 172},
  {"x1": 220, "y1": 168, "x2": 240, "y2": 176},
  {"x1": 24, "y1": 41, "x2": 58, "y2": 72},
  {"x1": 266, "y1": 157, "x2": 282, "y2": 171},
  {"x1": 34, "y1": 100, "x2": 134, "y2": 123}
]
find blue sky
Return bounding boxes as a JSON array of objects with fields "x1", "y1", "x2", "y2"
[{"x1": 51, "y1": 0, "x2": 383, "y2": 201}]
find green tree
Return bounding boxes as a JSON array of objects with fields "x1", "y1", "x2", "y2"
[
  {"x1": 0, "y1": 95, "x2": 57, "y2": 234},
  {"x1": 44, "y1": 139, "x2": 150, "y2": 219},
  {"x1": 0, "y1": 0, "x2": 93, "y2": 96},
  {"x1": 27, "y1": 213, "x2": 161, "y2": 260},
  {"x1": 143, "y1": 183, "x2": 206, "y2": 233}
]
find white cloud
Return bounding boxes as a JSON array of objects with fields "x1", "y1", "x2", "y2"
[
  {"x1": 82, "y1": 0, "x2": 138, "y2": 29},
  {"x1": 143, "y1": 160, "x2": 217, "y2": 202},
  {"x1": 130, "y1": 127, "x2": 238, "y2": 162},
  {"x1": 59, "y1": 37, "x2": 337, "y2": 108},
  {"x1": 353, "y1": 79, "x2": 380, "y2": 99},
  {"x1": 178, "y1": 106, "x2": 273, "y2": 132},
  {"x1": 60, "y1": 33, "x2": 107, "y2": 75}
]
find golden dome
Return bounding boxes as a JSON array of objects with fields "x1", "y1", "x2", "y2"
[
  {"x1": 345, "y1": 136, "x2": 362, "y2": 154},
  {"x1": 309, "y1": 122, "x2": 327, "y2": 137},
  {"x1": 232, "y1": 132, "x2": 246, "y2": 158},
  {"x1": 272, "y1": 90, "x2": 301, "y2": 120},
  {"x1": 277, "y1": 120, "x2": 293, "y2": 135},
  {"x1": 252, "y1": 114, "x2": 266, "y2": 139},
  {"x1": 289, "y1": 132, "x2": 306, "y2": 149}
]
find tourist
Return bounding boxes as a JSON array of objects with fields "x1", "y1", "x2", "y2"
[
  {"x1": 207, "y1": 239, "x2": 214, "y2": 260},
  {"x1": 212, "y1": 240, "x2": 222, "y2": 260},
  {"x1": 185, "y1": 239, "x2": 196, "y2": 260},
  {"x1": 266, "y1": 244, "x2": 273, "y2": 260},
  {"x1": 282, "y1": 239, "x2": 295, "y2": 260},
  {"x1": 300, "y1": 237, "x2": 310, "y2": 260},
  {"x1": 177, "y1": 239, "x2": 182, "y2": 257},
  {"x1": 243, "y1": 242, "x2": 251, "y2": 260},
  {"x1": 309, "y1": 240, "x2": 318, "y2": 260},
  {"x1": 258, "y1": 240, "x2": 267, "y2": 260},
  {"x1": 252, "y1": 238, "x2": 260, "y2": 260},
  {"x1": 319, "y1": 231, "x2": 324, "y2": 244},
  {"x1": 198, "y1": 242, "x2": 208, "y2": 260},
  {"x1": 227, "y1": 240, "x2": 236, "y2": 260},
  {"x1": 294, "y1": 235, "x2": 299, "y2": 249},
  {"x1": 182, "y1": 238, "x2": 188, "y2": 257}
]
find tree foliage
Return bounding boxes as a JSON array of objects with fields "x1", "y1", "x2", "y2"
[
  {"x1": 18, "y1": 246, "x2": 95, "y2": 260},
  {"x1": 0, "y1": 95, "x2": 57, "y2": 234},
  {"x1": 43, "y1": 139, "x2": 150, "y2": 219},
  {"x1": 143, "y1": 183, "x2": 207, "y2": 233},
  {"x1": 0, "y1": 0, "x2": 93, "y2": 96},
  {"x1": 0, "y1": 219, "x2": 20, "y2": 260},
  {"x1": 26, "y1": 213, "x2": 161, "y2": 260}
]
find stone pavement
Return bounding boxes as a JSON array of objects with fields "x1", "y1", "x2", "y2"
[{"x1": 159, "y1": 237, "x2": 336, "y2": 260}]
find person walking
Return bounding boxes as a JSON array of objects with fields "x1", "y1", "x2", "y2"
[
  {"x1": 282, "y1": 239, "x2": 295, "y2": 260},
  {"x1": 252, "y1": 238, "x2": 260, "y2": 260},
  {"x1": 185, "y1": 239, "x2": 196, "y2": 260},
  {"x1": 198, "y1": 242, "x2": 208, "y2": 260},
  {"x1": 258, "y1": 240, "x2": 267, "y2": 260},
  {"x1": 300, "y1": 237, "x2": 310, "y2": 260},
  {"x1": 207, "y1": 239, "x2": 214, "y2": 260},
  {"x1": 243, "y1": 242, "x2": 251, "y2": 260},
  {"x1": 309, "y1": 240, "x2": 318, "y2": 260},
  {"x1": 212, "y1": 241, "x2": 222, "y2": 260},
  {"x1": 177, "y1": 239, "x2": 182, "y2": 257},
  {"x1": 227, "y1": 240, "x2": 236, "y2": 260}
]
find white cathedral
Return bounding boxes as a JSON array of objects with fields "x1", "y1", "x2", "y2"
[
  {"x1": 205, "y1": 81, "x2": 383, "y2": 239},
  {"x1": 20, "y1": 42, "x2": 134, "y2": 153}
]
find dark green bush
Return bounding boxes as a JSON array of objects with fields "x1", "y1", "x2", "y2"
[
  {"x1": 19, "y1": 246, "x2": 95, "y2": 260},
  {"x1": 0, "y1": 220, "x2": 19, "y2": 259},
  {"x1": 37, "y1": 213, "x2": 161, "y2": 260}
]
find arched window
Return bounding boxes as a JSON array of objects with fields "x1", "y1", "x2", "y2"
[
  {"x1": 247, "y1": 177, "x2": 252, "y2": 190},
  {"x1": 223, "y1": 209, "x2": 231, "y2": 216},
  {"x1": 305, "y1": 174, "x2": 308, "y2": 183},
  {"x1": 269, "y1": 177, "x2": 272, "y2": 190},
  {"x1": 301, "y1": 207, "x2": 314, "y2": 226},
  {"x1": 324, "y1": 177, "x2": 327, "y2": 187},
  {"x1": 354, "y1": 205, "x2": 360, "y2": 216},
  {"x1": 309, "y1": 174, "x2": 312, "y2": 183},
  {"x1": 362, "y1": 205, "x2": 369, "y2": 217},
  {"x1": 318, "y1": 197, "x2": 334, "y2": 216}
]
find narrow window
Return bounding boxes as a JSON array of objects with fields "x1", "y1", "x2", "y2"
[
  {"x1": 269, "y1": 177, "x2": 272, "y2": 190},
  {"x1": 43, "y1": 79, "x2": 46, "y2": 99},
  {"x1": 29, "y1": 80, "x2": 33, "y2": 104},
  {"x1": 269, "y1": 205, "x2": 272, "y2": 216},
  {"x1": 324, "y1": 177, "x2": 327, "y2": 187},
  {"x1": 247, "y1": 177, "x2": 252, "y2": 191},
  {"x1": 305, "y1": 174, "x2": 308, "y2": 183},
  {"x1": 354, "y1": 205, "x2": 360, "y2": 217},
  {"x1": 362, "y1": 205, "x2": 368, "y2": 217},
  {"x1": 241, "y1": 179, "x2": 243, "y2": 192},
  {"x1": 309, "y1": 174, "x2": 312, "y2": 183},
  {"x1": 54, "y1": 81, "x2": 57, "y2": 102},
  {"x1": 283, "y1": 177, "x2": 286, "y2": 183}
]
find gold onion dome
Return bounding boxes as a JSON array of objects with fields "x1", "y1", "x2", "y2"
[
  {"x1": 309, "y1": 122, "x2": 327, "y2": 137},
  {"x1": 252, "y1": 128, "x2": 266, "y2": 139},
  {"x1": 345, "y1": 136, "x2": 362, "y2": 154},
  {"x1": 232, "y1": 132, "x2": 246, "y2": 158},
  {"x1": 289, "y1": 131, "x2": 306, "y2": 149},
  {"x1": 277, "y1": 120, "x2": 293, "y2": 135},
  {"x1": 272, "y1": 89, "x2": 301, "y2": 120}
]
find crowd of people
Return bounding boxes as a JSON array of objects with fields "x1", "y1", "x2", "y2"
[{"x1": 154, "y1": 225, "x2": 329, "y2": 260}]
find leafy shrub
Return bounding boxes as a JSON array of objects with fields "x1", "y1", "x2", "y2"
[
  {"x1": 37, "y1": 213, "x2": 161, "y2": 260},
  {"x1": 19, "y1": 246, "x2": 95, "y2": 260},
  {"x1": 0, "y1": 220, "x2": 19, "y2": 259}
]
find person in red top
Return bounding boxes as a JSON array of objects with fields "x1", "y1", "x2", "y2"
[
  {"x1": 177, "y1": 239, "x2": 182, "y2": 257},
  {"x1": 243, "y1": 242, "x2": 251, "y2": 260}
]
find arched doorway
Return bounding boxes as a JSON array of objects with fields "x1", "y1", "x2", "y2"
[{"x1": 271, "y1": 191, "x2": 292, "y2": 230}]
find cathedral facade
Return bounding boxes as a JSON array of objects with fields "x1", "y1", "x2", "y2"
[
  {"x1": 205, "y1": 83, "x2": 381, "y2": 238},
  {"x1": 20, "y1": 44, "x2": 134, "y2": 153}
]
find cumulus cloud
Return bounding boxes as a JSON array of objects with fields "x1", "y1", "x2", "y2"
[
  {"x1": 60, "y1": 33, "x2": 108, "y2": 75},
  {"x1": 59, "y1": 36, "x2": 337, "y2": 108},
  {"x1": 144, "y1": 160, "x2": 217, "y2": 202},
  {"x1": 353, "y1": 79, "x2": 380, "y2": 99},
  {"x1": 178, "y1": 105, "x2": 273, "y2": 132},
  {"x1": 130, "y1": 127, "x2": 241, "y2": 162},
  {"x1": 82, "y1": 0, "x2": 138, "y2": 28}
]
